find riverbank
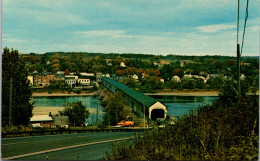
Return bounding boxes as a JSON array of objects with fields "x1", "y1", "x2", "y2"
[
  {"x1": 146, "y1": 90, "x2": 220, "y2": 96},
  {"x1": 32, "y1": 92, "x2": 97, "y2": 97}
]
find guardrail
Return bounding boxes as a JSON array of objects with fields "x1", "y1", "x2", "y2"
[{"x1": 2, "y1": 127, "x2": 153, "y2": 138}]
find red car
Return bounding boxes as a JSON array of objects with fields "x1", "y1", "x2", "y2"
[{"x1": 117, "y1": 120, "x2": 134, "y2": 127}]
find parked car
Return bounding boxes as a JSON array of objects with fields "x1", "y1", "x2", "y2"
[{"x1": 117, "y1": 120, "x2": 134, "y2": 127}]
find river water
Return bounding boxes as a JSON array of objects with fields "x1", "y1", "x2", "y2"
[{"x1": 33, "y1": 95, "x2": 219, "y2": 123}]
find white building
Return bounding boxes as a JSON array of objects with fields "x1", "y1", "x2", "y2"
[
  {"x1": 120, "y1": 62, "x2": 126, "y2": 67},
  {"x1": 172, "y1": 75, "x2": 181, "y2": 83},
  {"x1": 132, "y1": 74, "x2": 138, "y2": 80},
  {"x1": 27, "y1": 75, "x2": 34, "y2": 86},
  {"x1": 78, "y1": 78, "x2": 90, "y2": 86},
  {"x1": 65, "y1": 75, "x2": 78, "y2": 87}
]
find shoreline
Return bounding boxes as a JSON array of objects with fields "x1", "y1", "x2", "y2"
[
  {"x1": 32, "y1": 90, "x2": 223, "y2": 97},
  {"x1": 32, "y1": 92, "x2": 97, "y2": 97},
  {"x1": 32, "y1": 90, "x2": 259, "y2": 97}
]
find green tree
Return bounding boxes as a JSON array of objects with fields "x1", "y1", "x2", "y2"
[
  {"x1": 103, "y1": 92, "x2": 125, "y2": 126},
  {"x1": 2, "y1": 47, "x2": 33, "y2": 126},
  {"x1": 60, "y1": 101, "x2": 90, "y2": 127}
]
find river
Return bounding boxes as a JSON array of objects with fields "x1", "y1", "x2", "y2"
[{"x1": 33, "y1": 95, "x2": 219, "y2": 123}]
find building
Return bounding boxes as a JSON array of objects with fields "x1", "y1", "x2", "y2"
[
  {"x1": 172, "y1": 75, "x2": 181, "y2": 83},
  {"x1": 132, "y1": 74, "x2": 138, "y2": 80},
  {"x1": 30, "y1": 115, "x2": 53, "y2": 128},
  {"x1": 33, "y1": 72, "x2": 56, "y2": 87},
  {"x1": 96, "y1": 72, "x2": 103, "y2": 82},
  {"x1": 120, "y1": 62, "x2": 126, "y2": 67},
  {"x1": 27, "y1": 75, "x2": 34, "y2": 86},
  {"x1": 111, "y1": 75, "x2": 127, "y2": 81},
  {"x1": 78, "y1": 78, "x2": 91, "y2": 86},
  {"x1": 65, "y1": 75, "x2": 78, "y2": 87},
  {"x1": 52, "y1": 116, "x2": 69, "y2": 128}
]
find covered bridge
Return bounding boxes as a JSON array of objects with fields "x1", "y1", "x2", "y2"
[{"x1": 101, "y1": 77, "x2": 167, "y2": 121}]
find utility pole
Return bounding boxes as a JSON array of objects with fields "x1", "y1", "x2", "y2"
[
  {"x1": 96, "y1": 87, "x2": 99, "y2": 126},
  {"x1": 9, "y1": 78, "x2": 13, "y2": 127},
  {"x1": 237, "y1": 0, "x2": 241, "y2": 99},
  {"x1": 237, "y1": 44, "x2": 241, "y2": 98}
]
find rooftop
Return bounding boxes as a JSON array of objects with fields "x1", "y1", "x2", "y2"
[{"x1": 30, "y1": 115, "x2": 53, "y2": 122}]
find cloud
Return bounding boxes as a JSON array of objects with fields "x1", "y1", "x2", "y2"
[{"x1": 197, "y1": 24, "x2": 236, "y2": 33}]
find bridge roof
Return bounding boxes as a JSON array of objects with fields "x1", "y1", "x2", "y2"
[
  {"x1": 102, "y1": 77, "x2": 158, "y2": 107},
  {"x1": 102, "y1": 77, "x2": 129, "y2": 91},
  {"x1": 124, "y1": 88, "x2": 157, "y2": 107}
]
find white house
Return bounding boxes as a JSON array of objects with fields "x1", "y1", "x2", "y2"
[
  {"x1": 78, "y1": 78, "x2": 90, "y2": 86},
  {"x1": 160, "y1": 78, "x2": 164, "y2": 83},
  {"x1": 30, "y1": 115, "x2": 53, "y2": 128},
  {"x1": 120, "y1": 62, "x2": 126, "y2": 67},
  {"x1": 27, "y1": 75, "x2": 34, "y2": 86},
  {"x1": 132, "y1": 74, "x2": 138, "y2": 80},
  {"x1": 65, "y1": 75, "x2": 78, "y2": 87},
  {"x1": 172, "y1": 75, "x2": 181, "y2": 83},
  {"x1": 80, "y1": 73, "x2": 95, "y2": 77}
]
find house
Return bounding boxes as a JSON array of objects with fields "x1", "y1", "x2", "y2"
[
  {"x1": 56, "y1": 71, "x2": 65, "y2": 75},
  {"x1": 65, "y1": 75, "x2": 78, "y2": 87},
  {"x1": 52, "y1": 116, "x2": 69, "y2": 128},
  {"x1": 27, "y1": 75, "x2": 34, "y2": 86},
  {"x1": 160, "y1": 78, "x2": 164, "y2": 83},
  {"x1": 78, "y1": 78, "x2": 91, "y2": 86},
  {"x1": 96, "y1": 72, "x2": 103, "y2": 82},
  {"x1": 33, "y1": 72, "x2": 56, "y2": 87},
  {"x1": 55, "y1": 73, "x2": 65, "y2": 80},
  {"x1": 30, "y1": 115, "x2": 53, "y2": 128},
  {"x1": 111, "y1": 75, "x2": 127, "y2": 81},
  {"x1": 132, "y1": 74, "x2": 138, "y2": 80},
  {"x1": 172, "y1": 75, "x2": 181, "y2": 83},
  {"x1": 120, "y1": 62, "x2": 126, "y2": 67}
]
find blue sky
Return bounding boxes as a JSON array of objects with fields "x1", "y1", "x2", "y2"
[{"x1": 2, "y1": 0, "x2": 259, "y2": 56}]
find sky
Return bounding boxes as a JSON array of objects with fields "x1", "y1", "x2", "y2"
[{"x1": 2, "y1": 0, "x2": 259, "y2": 56}]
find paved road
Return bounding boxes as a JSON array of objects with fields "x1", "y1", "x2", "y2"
[{"x1": 2, "y1": 132, "x2": 140, "y2": 160}]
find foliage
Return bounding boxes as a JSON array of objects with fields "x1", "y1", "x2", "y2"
[
  {"x1": 2, "y1": 47, "x2": 33, "y2": 126},
  {"x1": 140, "y1": 76, "x2": 163, "y2": 92},
  {"x1": 59, "y1": 101, "x2": 90, "y2": 127},
  {"x1": 105, "y1": 95, "x2": 259, "y2": 160},
  {"x1": 102, "y1": 91, "x2": 126, "y2": 126}
]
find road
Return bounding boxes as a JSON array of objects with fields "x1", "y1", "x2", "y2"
[{"x1": 2, "y1": 132, "x2": 140, "y2": 160}]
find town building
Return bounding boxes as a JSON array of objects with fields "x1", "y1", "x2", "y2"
[
  {"x1": 65, "y1": 75, "x2": 78, "y2": 87},
  {"x1": 33, "y1": 72, "x2": 56, "y2": 87},
  {"x1": 172, "y1": 75, "x2": 181, "y2": 83},
  {"x1": 27, "y1": 75, "x2": 34, "y2": 86},
  {"x1": 52, "y1": 116, "x2": 69, "y2": 128},
  {"x1": 30, "y1": 115, "x2": 53, "y2": 128}
]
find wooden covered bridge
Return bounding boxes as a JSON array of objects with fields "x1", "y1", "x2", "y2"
[{"x1": 101, "y1": 77, "x2": 167, "y2": 121}]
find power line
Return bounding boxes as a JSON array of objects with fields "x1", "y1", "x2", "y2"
[
  {"x1": 237, "y1": 0, "x2": 240, "y2": 45},
  {"x1": 240, "y1": 0, "x2": 249, "y2": 56}
]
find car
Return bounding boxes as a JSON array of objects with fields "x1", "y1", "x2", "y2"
[{"x1": 117, "y1": 120, "x2": 134, "y2": 127}]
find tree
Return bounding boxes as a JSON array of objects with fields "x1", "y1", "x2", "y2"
[
  {"x1": 2, "y1": 47, "x2": 33, "y2": 126},
  {"x1": 160, "y1": 64, "x2": 174, "y2": 81},
  {"x1": 60, "y1": 101, "x2": 90, "y2": 127},
  {"x1": 103, "y1": 92, "x2": 125, "y2": 126}
]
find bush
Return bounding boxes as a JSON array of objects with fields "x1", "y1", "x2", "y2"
[{"x1": 105, "y1": 96, "x2": 259, "y2": 160}]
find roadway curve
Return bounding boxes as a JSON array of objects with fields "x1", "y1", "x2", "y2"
[{"x1": 2, "y1": 132, "x2": 140, "y2": 160}]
